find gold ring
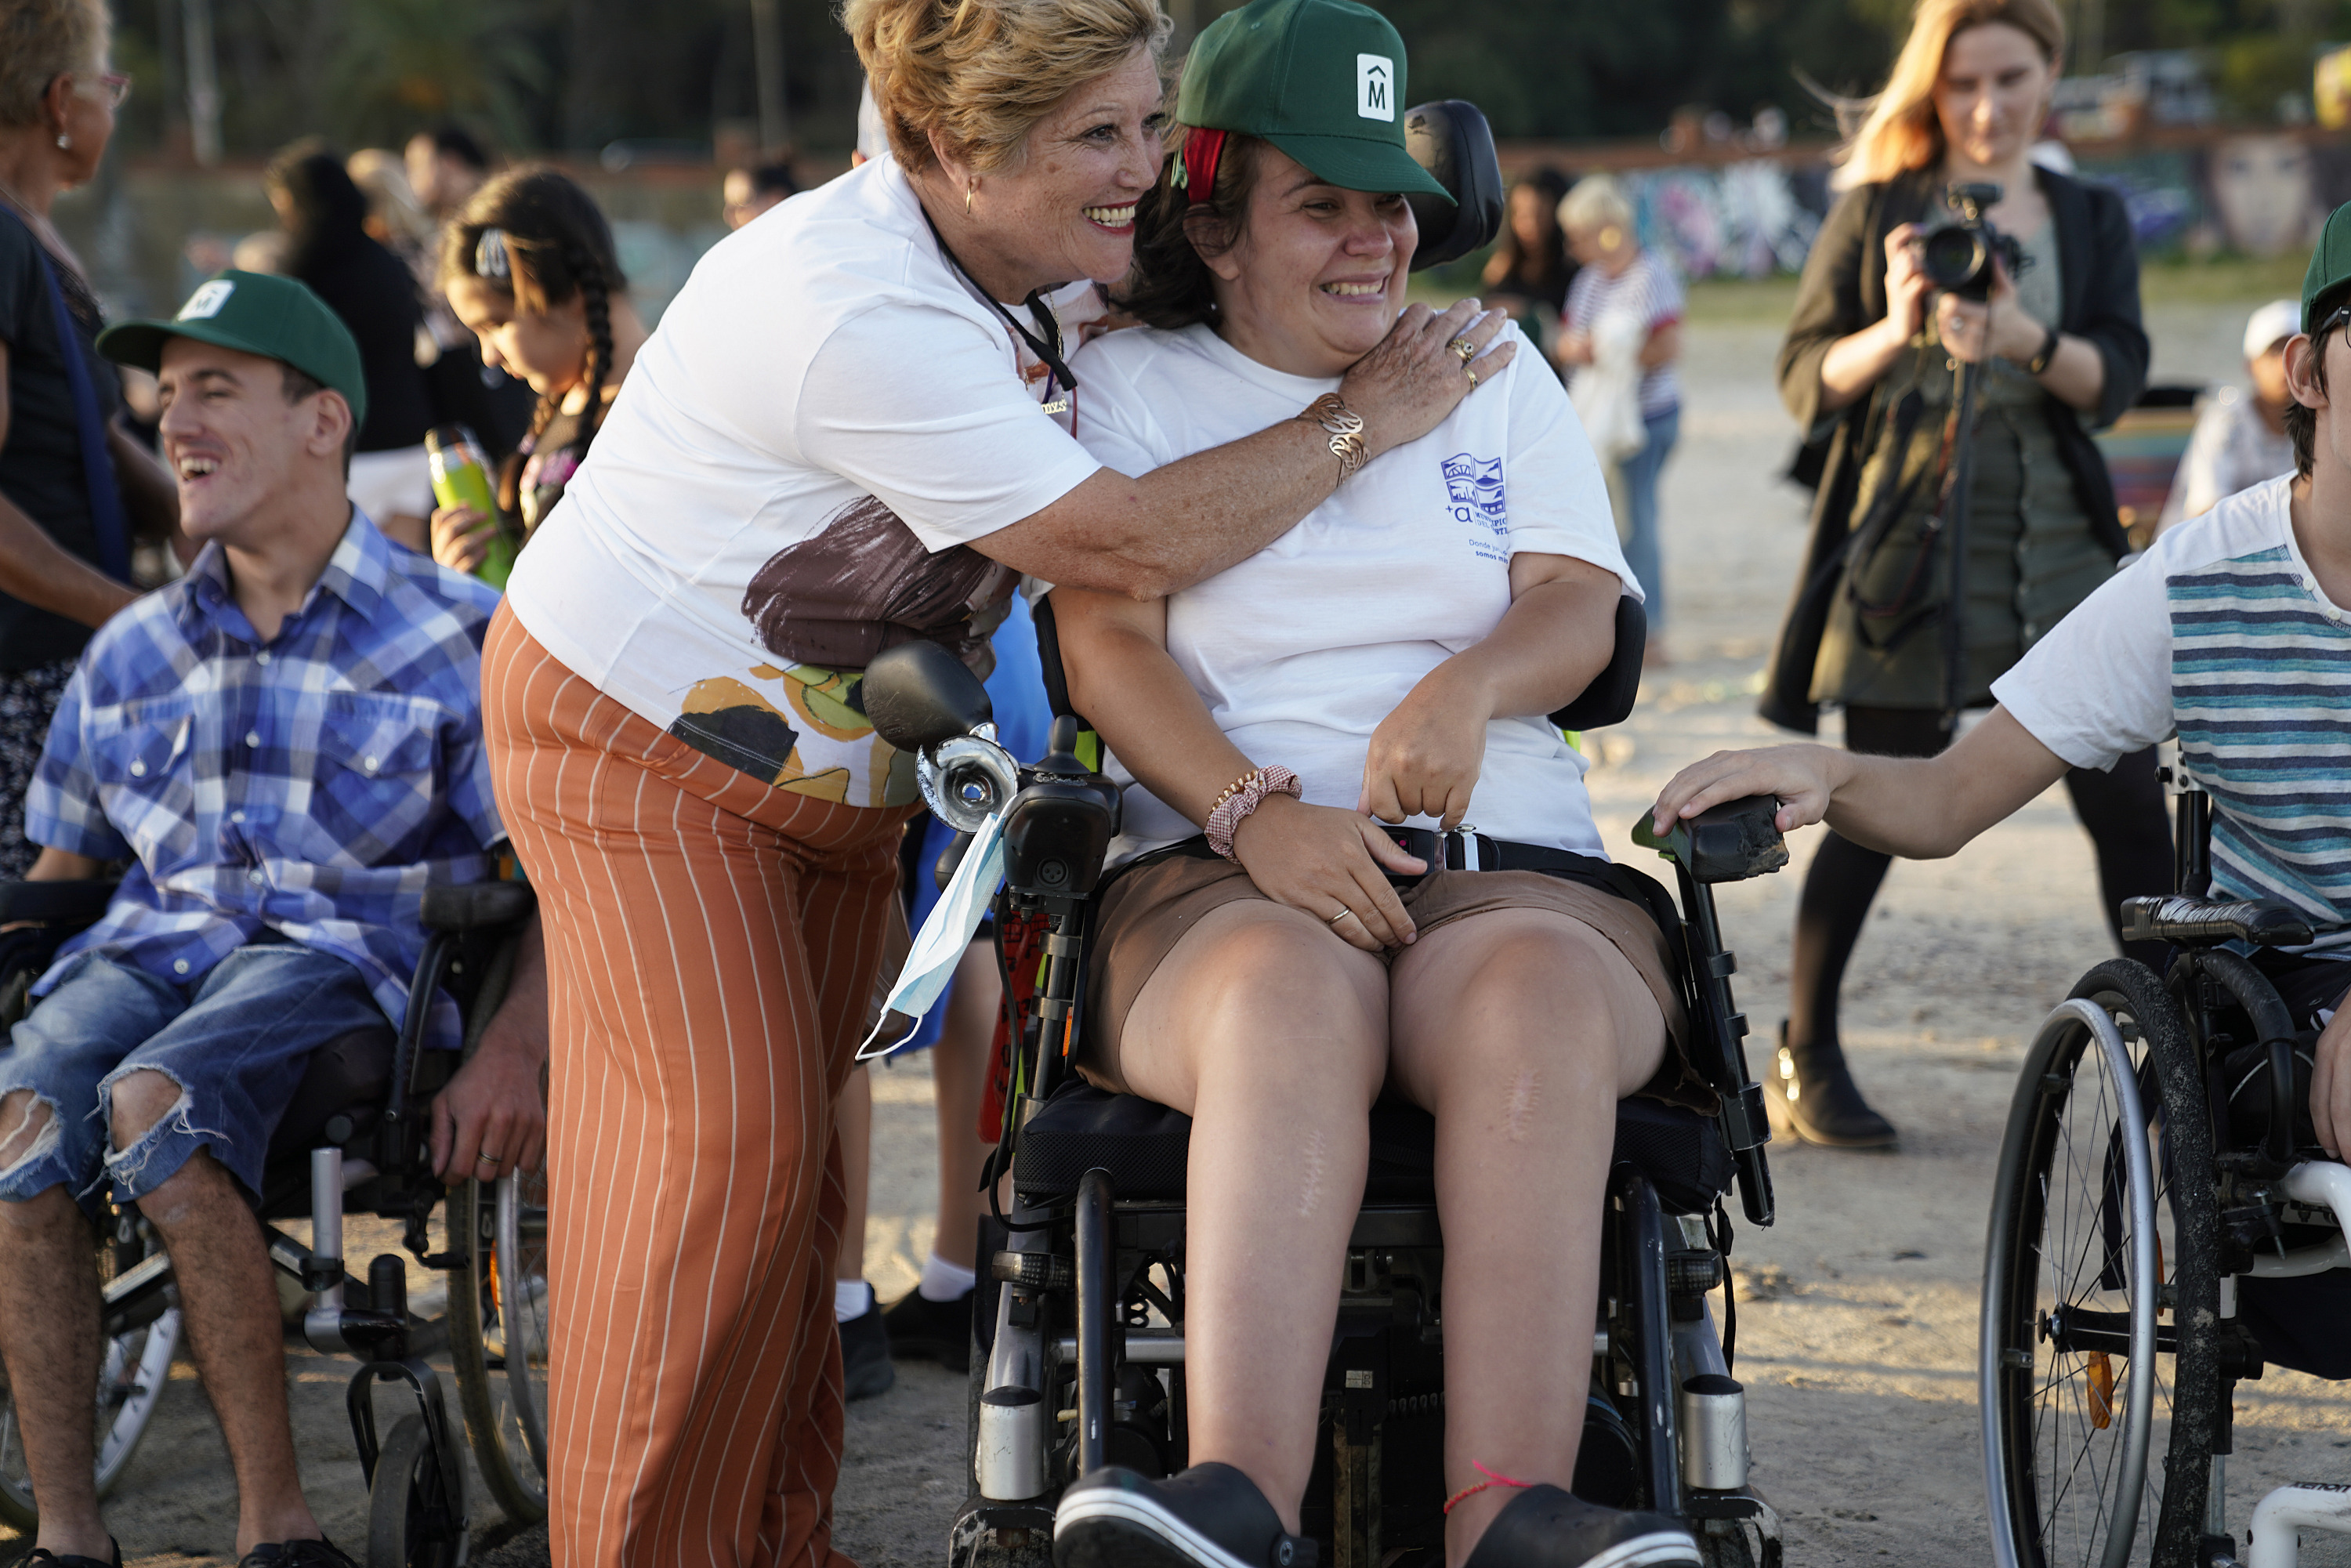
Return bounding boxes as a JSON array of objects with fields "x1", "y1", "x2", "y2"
[
  {"x1": 1329, "y1": 907, "x2": 1354, "y2": 925},
  {"x1": 1465, "y1": 366, "x2": 1479, "y2": 389},
  {"x1": 478, "y1": 1150, "x2": 499, "y2": 1164},
  {"x1": 1447, "y1": 335, "x2": 1476, "y2": 363}
]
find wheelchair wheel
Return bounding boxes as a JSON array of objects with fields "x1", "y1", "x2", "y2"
[
  {"x1": 0, "y1": 1222, "x2": 181, "y2": 1530},
  {"x1": 441, "y1": 931, "x2": 550, "y2": 1525},
  {"x1": 1982, "y1": 961, "x2": 2215, "y2": 1568},
  {"x1": 365, "y1": 1412, "x2": 468, "y2": 1568},
  {"x1": 445, "y1": 1168, "x2": 550, "y2": 1524}
]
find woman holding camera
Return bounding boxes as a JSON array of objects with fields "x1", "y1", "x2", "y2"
[{"x1": 1759, "y1": 0, "x2": 2171, "y2": 1146}]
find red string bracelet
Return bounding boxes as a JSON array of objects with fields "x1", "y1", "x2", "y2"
[{"x1": 1441, "y1": 1460, "x2": 1536, "y2": 1516}]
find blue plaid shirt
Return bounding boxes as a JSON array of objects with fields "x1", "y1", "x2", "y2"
[{"x1": 25, "y1": 511, "x2": 505, "y2": 1049}]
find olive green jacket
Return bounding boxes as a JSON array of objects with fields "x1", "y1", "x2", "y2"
[{"x1": 1758, "y1": 166, "x2": 2147, "y2": 733}]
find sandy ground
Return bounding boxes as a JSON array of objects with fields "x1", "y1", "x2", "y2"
[{"x1": 9, "y1": 298, "x2": 2347, "y2": 1568}]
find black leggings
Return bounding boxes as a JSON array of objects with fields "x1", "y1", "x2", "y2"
[{"x1": 1786, "y1": 705, "x2": 2175, "y2": 1053}]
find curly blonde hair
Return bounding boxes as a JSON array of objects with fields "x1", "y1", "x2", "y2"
[
  {"x1": 1835, "y1": 0, "x2": 2064, "y2": 189},
  {"x1": 0, "y1": 0, "x2": 108, "y2": 129},
  {"x1": 842, "y1": 0, "x2": 1168, "y2": 175}
]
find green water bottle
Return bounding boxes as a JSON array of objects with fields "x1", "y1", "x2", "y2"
[{"x1": 426, "y1": 424, "x2": 518, "y2": 590}]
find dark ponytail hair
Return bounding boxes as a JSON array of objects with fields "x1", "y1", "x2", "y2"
[
  {"x1": 1114, "y1": 129, "x2": 1266, "y2": 331},
  {"x1": 440, "y1": 167, "x2": 629, "y2": 510}
]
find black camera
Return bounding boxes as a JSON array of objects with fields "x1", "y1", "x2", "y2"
[{"x1": 1918, "y1": 182, "x2": 2027, "y2": 301}]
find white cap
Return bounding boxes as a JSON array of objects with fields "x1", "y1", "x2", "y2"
[{"x1": 2244, "y1": 299, "x2": 2301, "y2": 359}]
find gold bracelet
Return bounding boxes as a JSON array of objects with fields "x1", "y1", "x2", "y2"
[{"x1": 1299, "y1": 393, "x2": 1369, "y2": 481}]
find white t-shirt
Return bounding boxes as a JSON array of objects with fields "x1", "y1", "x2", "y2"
[
  {"x1": 505, "y1": 155, "x2": 1103, "y2": 808},
  {"x1": 1993, "y1": 476, "x2": 2351, "y2": 942},
  {"x1": 1062, "y1": 320, "x2": 1633, "y2": 863}
]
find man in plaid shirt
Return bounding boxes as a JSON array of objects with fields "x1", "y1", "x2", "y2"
[{"x1": 0, "y1": 273, "x2": 546, "y2": 1568}]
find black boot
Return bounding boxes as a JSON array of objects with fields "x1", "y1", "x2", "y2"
[{"x1": 1766, "y1": 1022, "x2": 1897, "y2": 1149}]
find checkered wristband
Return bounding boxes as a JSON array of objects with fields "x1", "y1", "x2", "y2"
[{"x1": 1204, "y1": 765, "x2": 1302, "y2": 860}]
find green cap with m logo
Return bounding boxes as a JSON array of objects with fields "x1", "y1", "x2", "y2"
[
  {"x1": 1177, "y1": 0, "x2": 1449, "y2": 201},
  {"x1": 98, "y1": 270, "x2": 369, "y2": 430}
]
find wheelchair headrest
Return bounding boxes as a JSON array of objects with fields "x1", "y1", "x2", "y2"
[{"x1": 1404, "y1": 100, "x2": 1503, "y2": 273}]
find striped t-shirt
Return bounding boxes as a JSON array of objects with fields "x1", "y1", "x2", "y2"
[
  {"x1": 1564, "y1": 249, "x2": 1683, "y2": 418},
  {"x1": 1993, "y1": 475, "x2": 2351, "y2": 945}
]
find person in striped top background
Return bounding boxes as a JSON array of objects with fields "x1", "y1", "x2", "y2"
[{"x1": 1648, "y1": 196, "x2": 2351, "y2": 1382}]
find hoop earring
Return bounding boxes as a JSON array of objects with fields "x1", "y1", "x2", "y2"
[{"x1": 965, "y1": 179, "x2": 977, "y2": 217}]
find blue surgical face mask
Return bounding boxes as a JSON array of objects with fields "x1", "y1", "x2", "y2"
[{"x1": 858, "y1": 810, "x2": 1007, "y2": 1061}]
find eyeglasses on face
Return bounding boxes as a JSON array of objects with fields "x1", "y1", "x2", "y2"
[{"x1": 68, "y1": 72, "x2": 132, "y2": 109}]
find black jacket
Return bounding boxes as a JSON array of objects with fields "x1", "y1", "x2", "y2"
[{"x1": 1759, "y1": 165, "x2": 2147, "y2": 733}]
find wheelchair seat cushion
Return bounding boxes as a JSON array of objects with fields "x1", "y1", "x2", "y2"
[
  {"x1": 266, "y1": 1025, "x2": 397, "y2": 1159},
  {"x1": 1014, "y1": 1083, "x2": 1733, "y2": 1213}
]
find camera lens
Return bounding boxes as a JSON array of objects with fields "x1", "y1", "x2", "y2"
[{"x1": 1922, "y1": 226, "x2": 1987, "y2": 292}]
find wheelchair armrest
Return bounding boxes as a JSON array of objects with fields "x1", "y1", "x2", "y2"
[
  {"x1": 2121, "y1": 894, "x2": 2313, "y2": 950},
  {"x1": 1550, "y1": 597, "x2": 1646, "y2": 733},
  {"x1": 0, "y1": 879, "x2": 118, "y2": 926},
  {"x1": 1632, "y1": 795, "x2": 1789, "y2": 885},
  {"x1": 420, "y1": 881, "x2": 535, "y2": 934}
]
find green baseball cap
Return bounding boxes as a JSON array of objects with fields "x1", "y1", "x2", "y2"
[
  {"x1": 98, "y1": 271, "x2": 368, "y2": 430},
  {"x1": 1178, "y1": 0, "x2": 1449, "y2": 203},
  {"x1": 2303, "y1": 200, "x2": 2351, "y2": 331}
]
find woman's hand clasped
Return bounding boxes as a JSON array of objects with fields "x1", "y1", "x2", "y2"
[
  {"x1": 430, "y1": 502, "x2": 500, "y2": 574},
  {"x1": 1360, "y1": 665, "x2": 1491, "y2": 831},
  {"x1": 1230, "y1": 794, "x2": 1428, "y2": 953},
  {"x1": 1341, "y1": 298, "x2": 1516, "y2": 458}
]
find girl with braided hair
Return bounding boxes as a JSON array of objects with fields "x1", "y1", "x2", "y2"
[{"x1": 431, "y1": 167, "x2": 645, "y2": 574}]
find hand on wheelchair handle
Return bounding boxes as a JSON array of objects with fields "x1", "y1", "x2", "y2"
[
  {"x1": 429, "y1": 1018, "x2": 549, "y2": 1184},
  {"x1": 1651, "y1": 744, "x2": 1835, "y2": 842},
  {"x1": 1230, "y1": 795, "x2": 1425, "y2": 952},
  {"x1": 1339, "y1": 298, "x2": 1513, "y2": 460}
]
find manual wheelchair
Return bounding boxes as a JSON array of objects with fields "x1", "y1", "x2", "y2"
[
  {"x1": 1981, "y1": 777, "x2": 2351, "y2": 1568},
  {"x1": 0, "y1": 876, "x2": 551, "y2": 1568},
  {"x1": 861, "y1": 579, "x2": 1794, "y2": 1568}
]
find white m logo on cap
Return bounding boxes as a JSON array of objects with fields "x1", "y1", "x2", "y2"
[
  {"x1": 179, "y1": 280, "x2": 235, "y2": 320},
  {"x1": 1357, "y1": 55, "x2": 1393, "y2": 121}
]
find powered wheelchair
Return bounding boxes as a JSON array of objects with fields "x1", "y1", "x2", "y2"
[
  {"x1": 1981, "y1": 777, "x2": 2351, "y2": 1568},
  {"x1": 0, "y1": 876, "x2": 551, "y2": 1568},
  {"x1": 861, "y1": 574, "x2": 1793, "y2": 1568}
]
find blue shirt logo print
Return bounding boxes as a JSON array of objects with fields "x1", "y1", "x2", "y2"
[{"x1": 1442, "y1": 453, "x2": 1507, "y2": 533}]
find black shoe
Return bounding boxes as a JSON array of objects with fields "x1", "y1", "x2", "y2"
[
  {"x1": 881, "y1": 1284, "x2": 973, "y2": 1372},
  {"x1": 839, "y1": 1295, "x2": 896, "y2": 1401},
  {"x1": 1461, "y1": 1486, "x2": 1698, "y2": 1568},
  {"x1": 237, "y1": 1541, "x2": 359, "y2": 1568},
  {"x1": 1765, "y1": 1023, "x2": 1898, "y2": 1149},
  {"x1": 1055, "y1": 1462, "x2": 1317, "y2": 1568},
  {"x1": 9, "y1": 1542, "x2": 121, "y2": 1568}
]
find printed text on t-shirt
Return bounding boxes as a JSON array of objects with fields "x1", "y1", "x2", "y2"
[{"x1": 1444, "y1": 452, "x2": 1509, "y2": 561}]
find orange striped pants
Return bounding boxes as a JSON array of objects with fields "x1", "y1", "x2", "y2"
[{"x1": 484, "y1": 607, "x2": 911, "y2": 1568}]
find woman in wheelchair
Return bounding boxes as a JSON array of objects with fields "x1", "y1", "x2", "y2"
[{"x1": 1041, "y1": 7, "x2": 1706, "y2": 1567}]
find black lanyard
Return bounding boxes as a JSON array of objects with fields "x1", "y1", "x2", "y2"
[{"x1": 922, "y1": 211, "x2": 1080, "y2": 397}]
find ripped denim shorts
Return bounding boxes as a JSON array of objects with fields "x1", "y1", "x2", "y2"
[{"x1": 0, "y1": 942, "x2": 388, "y2": 1216}]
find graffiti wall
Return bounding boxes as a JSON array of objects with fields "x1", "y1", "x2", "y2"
[{"x1": 1524, "y1": 129, "x2": 2351, "y2": 284}]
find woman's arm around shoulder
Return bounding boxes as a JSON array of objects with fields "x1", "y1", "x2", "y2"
[{"x1": 975, "y1": 300, "x2": 1520, "y2": 600}]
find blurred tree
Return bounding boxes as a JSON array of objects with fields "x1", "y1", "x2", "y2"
[{"x1": 328, "y1": 0, "x2": 548, "y2": 150}]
